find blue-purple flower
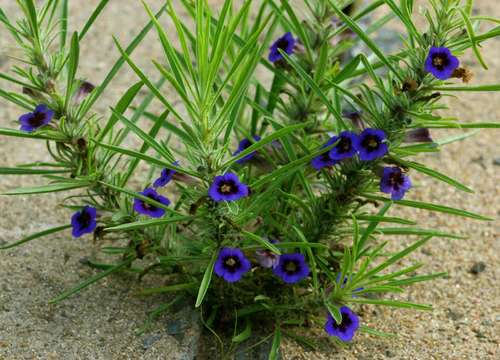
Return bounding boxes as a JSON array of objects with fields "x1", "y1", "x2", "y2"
[
  {"x1": 324, "y1": 306, "x2": 360, "y2": 341},
  {"x1": 404, "y1": 128, "x2": 433, "y2": 143},
  {"x1": 208, "y1": 173, "x2": 249, "y2": 202},
  {"x1": 233, "y1": 135, "x2": 261, "y2": 164},
  {"x1": 273, "y1": 253, "x2": 310, "y2": 284},
  {"x1": 255, "y1": 240, "x2": 280, "y2": 269},
  {"x1": 153, "y1": 162, "x2": 178, "y2": 188},
  {"x1": 311, "y1": 137, "x2": 338, "y2": 170},
  {"x1": 424, "y1": 46, "x2": 459, "y2": 80},
  {"x1": 328, "y1": 131, "x2": 358, "y2": 161},
  {"x1": 354, "y1": 128, "x2": 388, "y2": 161},
  {"x1": 380, "y1": 166, "x2": 412, "y2": 200},
  {"x1": 71, "y1": 206, "x2": 97, "y2": 238},
  {"x1": 74, "y1": 81, "x2": 95, "y2": 104},
  {"x1": 214, "y1": 247, "x2": 251, "y2": 283},
  {"x1": 269, "y1": 32, "x2": 296, "y2": 63},
  {"x1": 133, "y1": 188, "x2": 171, "y2": 218},
  {"x1": 18, "y1": 104, "x2": 54, "y2": 132}
]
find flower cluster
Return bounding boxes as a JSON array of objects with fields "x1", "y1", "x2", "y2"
[
  {"x1": 311, "y1": 128, "x2": 389, "y2": 171},
  {"x1": 1, "y1": 0, "x2": 495, "y2": 356}
]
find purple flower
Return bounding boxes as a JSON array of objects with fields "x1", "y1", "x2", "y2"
[
  {"x1": 380, "y1": 167, "x2": 412, "y2": 200},
  {"x1": 255, "y1": 240, "x2": 280, "y2": 269},
  {"x1": 153, "y1": 162, "x2": 178, "y2": 188},
  {"x1": 133, "y1": 188, "x2": 171, "y2": 218},
  {"x1": 214, "y1": 247, "x2": 251, "y2": 283},
  {"x1": 311, "y1": 137, "x2": 338, "y2": 170},
  {"x1": 404, "y1": 128, "x2": 433, "y2": 143},
  {"x1": 328, "y1": 131, "x2": 358, "y2": 161},
  {"x1": 233, "y1": 135, "x2": 261, "y2": 164},
  {"x1": 208, "y1": 173, "x2": 249, "y2": 202},
  {"x1": 269, "y1": 32, "x2": 296, "y2": 63},
  {"x1": 324, "y1": 306, "x2": 360, "y2": 341},
  {"x1": 273, "y1": 253, "x2": 310, "y2": 284},
  {"x1": 71, "y1": 206, "x2": 97, "y2": 238},
  {"x1": 74, "y1": 81, "x2": 95, "y2": 104},
  {"x1": 424, "y1": 46, "x2": 459, "y2": 80},
  {"x1": 18, "y1": 104, "x2": 54, "y2": 132},
  {"x1": 354, "y1": 128, "x2": 388, "y2": 161},
  {"x1": 343, "y1": 111, "x2": 364, "y2": 130}
]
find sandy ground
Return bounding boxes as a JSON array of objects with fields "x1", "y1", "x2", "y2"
[{"x1": 0, "y1": 0, "x2": 498, "y2": 359}]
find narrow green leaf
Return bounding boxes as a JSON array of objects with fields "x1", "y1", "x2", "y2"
[
  {"x1": 0, "y1": 167, "x2": 69, "y2": 175},
  {"x1": 242, "y1": 231, "x2": 281, "y2": 255},
  {"x1": 359, "y1": 325, "x2": 396, "y2": 337},
  {"x1": 0, "y1": 127, "x2": 67, "y2": 141},
  {"x1": 280, "y1": 52, "x2": 345, "y2": 128},
  {"x1": 0, "y1": 224, "x2": 71, "y2": 250},
  {"x1": 195, "y1": 251, "x2": 217, "y2": 307},
  {"x1": 349, "y1": 297, "x2": 432, "y2": 311},
  {"x1": 326, "y1": 0, "x2": 403, "y2": 81},
  {"x1": 432, "y1": 84, "x2": 500, "y2": 92},
  {"x1": 269, "y1": 327, "x2": 281, "y2": 360},
  {"x1": 49, "y1": 257, "x2": 134, "y2": 303},
  {"x1": 3, "y1": 182, "x2": 90, "y2": 195},
  {"x1": 459, "y1": 8, "x2": 488, "y2": 69},
  {"x1": 60, "y1": 0, "x2": 68, "y2": 49},
  {"x1": 65, "y1": 32, "x2": 80, "y2": 109},
  {"x1": 95, "y1": 141, "x2": 201, "y2": 179},
  {"x1": 219, "y1": 123, "x2": 307, "y2": 170},
  {"x1": 394, "y1": 157, "x2": 473, "y2": 193},
  {"x1": 79, "y1": 5, "x2": 166, "y2": 118},
  {"x1": 362, "y1": 194, "x2": 493, "y2": 221},
  {"x1": 232, "y1": 321, "x2": 252, "y2": 343},
  {"x1": 104, "y1": 216, "x2": 194, "y2": 232},
  {"x1": 373, "y1": 227, "x2": 465, "y2": 239},
  {"x1": 364, "y1": 237, "x2": 432, "y2": 278},
  {"x1": 79, "y1": 0, "x2": 110, "y2": 41},
  {"x1": 136, "y1": 282, "x2": 198, "y2": 296},
  {"x1": 325, "y1": 302, "x2": 342, "y2": 325},
  {"x1": 97, "y1": 81, "x2": 144, "y2": 143}
]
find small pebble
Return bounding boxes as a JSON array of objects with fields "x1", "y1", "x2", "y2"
[
  {"x1": 469, "y1": 261, "x2": 486, "y2": 274},
  {"x1": 447, "y1": 309, "x2": 463, "y2": 321},
  {"x1": 493, "y1": 157, "x2": 500, "y2": 166},
  {"x1": 165, "y1": 320, "x2": 183, "y2": 335},
  {"x1": 142, "y1": 334, "x2": 162, "y2": 350}
]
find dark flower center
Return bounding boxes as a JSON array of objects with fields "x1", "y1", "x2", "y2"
[
  {"x1": 77, "y1": 211, "x2": 92, "y2": 229},
  {"x1": 321, "y1": 152, "x2": 331, "y2": 162},
  {"x1": 224, "y1": 256, "x2": 241, "y2": 273},
  {"x1": 336, "y1": 137, "x2": 352, "y2": 153},
  {"x1": 29, "y1": 111, "x2": 48, "y2": 127},
  {"x1": 387, "y1": 171, "x2": 405, "y2": 190},
  {"x1": 432, "y1": 54, "x2": 449, "y2": 70},
  {"x1": 361, "y1": 135, "x2": 380, "y2": 152},
  {"x1": 332, "y1": 312, "x2": 353, "y2": 333},
  {"x1": 276, "y1": 38, "x2": 290, "y2": 51},
  {"x1": 283, "y1": 260, "x2": 299, "y2": 275},
  {"x1": 143, "y1": 195, "x2": 158, "y2": 211},
  {"x1": 219, "y1": 181, "x2": 237, "y2": 195},
  {"x1": 240, "y1": 139, "x2": 251, "y2": 150},
  {"x1": 163, "y1": 169, "x2": 173, "y2": 178}
]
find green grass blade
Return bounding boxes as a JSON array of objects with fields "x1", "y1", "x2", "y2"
[
  {"x1": 49, "y1": 257, "x2": 134, "y2": 303},
  {"x1": 363, "y1": 194, "x2": 493, "y2": 221},
  {"x1": 3, "y1": 182, "x2": 90, "y2": 195},
  {"x1": 195, "y1": 251, "x2": 217, "y2": 307},
  {"x1": 0, "y1": 224, "x2": 71, "y2": 250}
]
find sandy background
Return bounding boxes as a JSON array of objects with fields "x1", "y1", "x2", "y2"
[{"x1": 0, "y1": 0, "x2": 498, "y2": 359}]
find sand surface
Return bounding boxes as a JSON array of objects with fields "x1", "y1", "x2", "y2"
[{"x1": 0, "y1": 0, "x2": 498, "y2": 359}]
